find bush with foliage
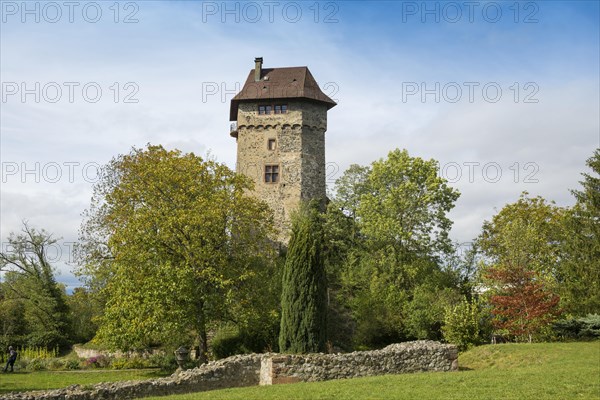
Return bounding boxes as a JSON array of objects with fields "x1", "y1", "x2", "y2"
[
  {"x1": 110, "y1": 356, "x2": 154, "y2": 370},
  {"x1": 211, "y1": 325, "x2": 247, "y2": 359},
  {"x1": 552, "y1": 314, "x2": 600, "y2": 340},
  {"x1": 405, "y1": 285, "x2": 462, "y2": 341},
  {"x1": 443, "y1": 297, "x2": 489, "y2": 351},
  {"x1": 46, "y1": 357, "x2": 82, "y2": 370},
  {"x1": 149, "y1": 352, "x2": 178, "y2": 372},
  {"x1": 18, "y1": 356, "x2": 82, "y2": 371},
  {"x1": 83, "y1": 355, "x2": 111, "y2": 369},
  {"x1": 25, "y1": 358, "x2": 49, "y2": 371},
  {"x1": 210, "y1": 321, "x2": 280, "y2": 359}
]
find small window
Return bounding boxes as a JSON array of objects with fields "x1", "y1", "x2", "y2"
[
  {"x1": 274, "y1": 105, "x2": 288, "y2": 114},
  {"x1": 265, "y1": 165, "x2": 279, "y2": 183},
  {"x1": 268, "y1": 139, "x2": 276, "y2": 150},
  {"x1": 259, "y1": 104, "x2": 286, "y2": 115}
]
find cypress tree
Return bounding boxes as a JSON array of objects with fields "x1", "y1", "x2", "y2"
[{"x1": 279, "y1": 201, "x2": 328, "y2": 353}]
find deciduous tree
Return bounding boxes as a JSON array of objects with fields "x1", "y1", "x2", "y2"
[
  {"x1": 77, "y1": 145, "x2": 275, "y2": 360},
  {"x1": 485, "y1": 265, "x2": 561, "y2": 342},
  {"x1": 478, "y1": 194, "x2": 565, "y2": 341},
  {"x1": 326, "y1": 149, "x2": 461, "y2": 347},
  {"x1": 0, "y1": 223, "x2": 71, "y2": 348}
]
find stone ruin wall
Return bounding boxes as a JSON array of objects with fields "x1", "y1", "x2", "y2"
[
  {"x1": 260, "y1": 340, "x2": 458, "y2": 385},
  {"x1": 4, "y1": 341, "x2": 457, "y2": 400}
]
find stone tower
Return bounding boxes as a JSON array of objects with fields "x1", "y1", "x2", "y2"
[{"x1": 230, "y1": 57, "x2": 336, "y2": 242}]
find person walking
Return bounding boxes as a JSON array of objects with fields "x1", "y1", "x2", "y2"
[{"x1": 3, "y1": 346, "x2": 17, "y2": 372}]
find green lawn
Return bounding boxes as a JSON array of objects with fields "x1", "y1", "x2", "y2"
[
  {"x1": 143, "y1": 342, "x2": 600, "y2": 400},
  {"x1": 0, "y1": 369, "x2": 168, "y2": 395},
  {"x1": 1, "y1": 342, "x2": 598, "y2": 399}
]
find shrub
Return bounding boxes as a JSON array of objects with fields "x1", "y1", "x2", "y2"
[
  {"x1": 25, "y1": 358, "x2": 48, "y2": 371},
  {"x1": 47, "y1": 358, "x2": 68, "y2": 370},
  {"x1": 443, "y1": 297, "x2": 487, "y2": 351},
  {"x1": 110, "y1": 357, "x2": 153, "y2": 369},
  {"x1": 15, "y1": 359, "x2": 28, "y2": 370},
  {"x1": 579, "y1": 314, "x2": 600, "y2": 337},
  {"x1": 553, "y1": 314, "x2": 600, "y2": 340},
  {"x1": 211, "y1": 325, "x2": 248, "y2": 359},
  {"x1": 83, "y1": 355, "x2": 111, "y2": 369},
  {"x1": 65, "y1": 359, "x2": 82, "y2": 370},
  {"x1": 109, "y1": 358, "x2": 129, "y2": 369},
  {"x1": 149, "y1": 353, "x2": 178, "y2": 373}
]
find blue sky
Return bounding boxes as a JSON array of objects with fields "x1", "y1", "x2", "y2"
[{"x1": 1, "y1": 0, "x2": 599, "y2": 290}]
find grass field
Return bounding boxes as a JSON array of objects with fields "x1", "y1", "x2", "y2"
[
  {"x1": 0, "y1": 369, "x2": 168, "y2": 395},
  {"x1": 1, "y1": 342, "x2": 598, "y2": 399},
  {"x1": 144, "y1": 342, "x2": 600, "y2": 400}
]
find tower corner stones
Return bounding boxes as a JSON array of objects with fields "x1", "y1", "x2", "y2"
[{"x1": 230, "y1": 58, "x2": 336, "y2": 243}]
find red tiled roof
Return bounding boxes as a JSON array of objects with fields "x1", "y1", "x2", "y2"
[{"x1": 229, "y1": 66, "x2": 336, "y2": 121}]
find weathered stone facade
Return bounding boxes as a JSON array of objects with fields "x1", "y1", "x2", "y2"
[
  {"x1": 230, "y1": 59, "x2": 336, "y2": 243},
  {"x1": 234, "y1": 101, "x2": 328, "y2": 241},
  {"x1": 4, "y1": 341, "x2": 457, "y2": 400},
  {"x1": 260, "y1": 340, "x2": 458, "y2": 385}
]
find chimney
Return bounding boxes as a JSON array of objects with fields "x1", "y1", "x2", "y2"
[{"x1": 254, "y1": 57, "x2": 263, "y2": 81}]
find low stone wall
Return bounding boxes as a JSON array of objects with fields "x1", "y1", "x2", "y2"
[
  {"x1": 72, "y1": 345, "x2": 164, "y2": 360},
  {"x1": 260, "y1": 340, "x2": 458, "y2": 384},
  {"x1": 4, "y1": 341, "x2": 457, "y2": 400},
  {"x1": 3, "y1": 354, "x2": 263, "y2": 400}
]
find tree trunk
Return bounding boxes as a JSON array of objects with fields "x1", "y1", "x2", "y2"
[{"x1": 196, "y1": 301, "x2": 208, "y2": 364}]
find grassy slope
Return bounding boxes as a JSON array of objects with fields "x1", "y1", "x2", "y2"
[
  {"x1": 143, "y1": 342, "x2": 600, "y2": 400},
  {"x1": 1, "y1": 343, "x2": 598, "y2": 399}
]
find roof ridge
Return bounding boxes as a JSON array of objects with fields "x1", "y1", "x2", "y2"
[{"x1": 229, "y1": 64, "x2": 336, "y2": 121}]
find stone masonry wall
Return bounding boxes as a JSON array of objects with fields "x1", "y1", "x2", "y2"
[
  {"x1": 3, "y1": 341, "x2": 457, "y2": 400},
  {"x1": 260, "y1": 340, "x2": 458, "y2": 385},
  {"x1": 72, "y1": 345, "x2": 164, "y2": 360},
  {"x1": 235, "y1": 100, "x2": 328, "y2": 243},
  {"x1": 3, "y1": 354, "x2": 263, "y2": 400}
]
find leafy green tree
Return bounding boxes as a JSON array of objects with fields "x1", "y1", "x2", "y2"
[
  {"x1": 478, "y1": 194, "x2": 565, "y2": 341},
  {"x1": 77, "y1": 145, "x2": 275, "y2": 360},
  {"x1": 404, "y1": 284, "x2": 462, "y2": 340},
  {"x1": 478, "y1": 194, "x2": 565, "y2": 287},
  {"x1": 67, "y1": 288, "x2": 102, "y2": 344},
  {"x1": 358, "y1": 149, "x2": 460, "y2": 259},
  {"x1": 279, "y1": 202, "x2": 328, "y2": 353},
  {"x1": 443, "y1": 241, "x2": 481, "y2": 300},
  {"x1": 559, "y1": 149, "x2": 600, "y2": 315},
  {"x1": 332, "y1": 164, "x2": 370, "y2": 221},
  {"x1": 0, "y1": 223, "x2": 71, "y2": 348},
  {"x1": 0, "y1": 287, "x2": 26, "y2": 350},
  {"x1": 327, "y1": 149, "x2": 461, "y2": 347}
]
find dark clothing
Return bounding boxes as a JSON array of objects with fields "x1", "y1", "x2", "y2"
[{"x1": 4, "y1": 349, "x2": 17, "y2": 372}]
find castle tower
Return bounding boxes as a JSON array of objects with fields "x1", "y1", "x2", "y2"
[{"x1": 230, "y1": 58, "x2": 336, "y2": 242}]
